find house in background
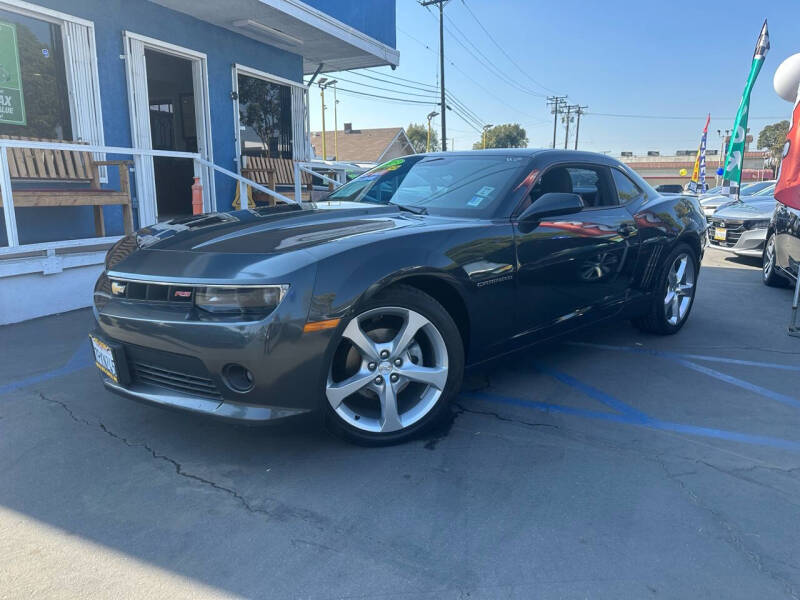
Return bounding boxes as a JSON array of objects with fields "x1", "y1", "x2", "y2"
[
  {"x1": 0, "y1": 0, "x2": 398, "y2": 324},
  {"x1": 310, "y1": 124, "x2": 413, "y2": 163}
]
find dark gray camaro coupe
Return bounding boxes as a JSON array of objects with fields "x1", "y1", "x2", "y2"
[{"x1": 91, "y1": 150, "x2": 706, "y2": 444}]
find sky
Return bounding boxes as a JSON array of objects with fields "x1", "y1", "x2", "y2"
[{"x1": 306, "y1": 0, "x2": 800, "y2": 156}]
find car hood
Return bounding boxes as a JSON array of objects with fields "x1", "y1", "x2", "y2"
[
  {"x1": 713, "y1": 198, "x2": 776, "y2": 220},
  {"x1": 132, "y1": 204, "x2": 426, "y2": 254}
]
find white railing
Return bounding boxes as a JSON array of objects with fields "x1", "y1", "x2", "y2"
[
  {"x1": 293, "y1": 159, "x2": 371, "y2": 202},
  {"x1": 0, "y1": 139, "x2": 297, "y2": 253}
]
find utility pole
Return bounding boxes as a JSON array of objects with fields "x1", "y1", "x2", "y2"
[
  {"x1": 332, "y1": 82, "x2": 339, "y2": 161},
  {"x1": 547, "y1": 96, "x2": 567, "y2": 149},
  {"x1": 573, "y1": 106, "x2": 587, "y2": 150},
  {"x1": 426, "y1": 110, "x2": 439, "y2": 152},
  {"x1": 318, "y1": 77, "x2": 328, "y2": 159},
  {"x1": 421, "y1": 0, "x2": 448, "y2": 151},
  {"x1": 563, "y1": 104, "x2": 575, "y2": 150},
  {"x1": 318, "y1": 78, "x2": 337, "y2": 160}
]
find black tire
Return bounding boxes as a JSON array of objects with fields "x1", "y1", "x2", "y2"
[
  {"x1": 762, "y1": 233, "x2": 789, "y2": 288},
  {"x1": 633, "y1": 242, "x2": 699, "y2": 335},
  {"x1": 324, "y1": 285, "x2": 464, "y2": 446}
]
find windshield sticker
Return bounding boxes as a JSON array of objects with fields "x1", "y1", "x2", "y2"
[
  {"x1": 467, "y1": 195, "x2": 485, "y2": 207},
  {"x1": 359, "y1": 172, "x2": 380, "y2": 181},
  {"x1": 374, "y1": 158, "x2": 404, "y2": 172},
  {"x1": 476, "y1": 186, "x2": 495, "y2": 197}
]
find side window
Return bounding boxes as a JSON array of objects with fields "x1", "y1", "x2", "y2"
[
  {"x1": 566, "y1": 167, "x2": 612, "y2": 208},
  {"x1": 611, "y1": 169, "x2": 644, "y2": 204}
]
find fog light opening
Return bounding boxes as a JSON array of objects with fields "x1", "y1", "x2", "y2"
[{"x1": 223, "y1": 364, "x2": 255, "y2": 393}]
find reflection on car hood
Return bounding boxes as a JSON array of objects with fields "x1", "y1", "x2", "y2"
[
  {"x1": 713, "y1": 198, "x2": 776, "y2": 220},
  {"x1": 133, "y1": 204, "x2": 426, "y2": 254}
]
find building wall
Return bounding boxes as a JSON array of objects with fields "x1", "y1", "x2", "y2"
[
  {"x1": 30, "y1": 0, "x2": 304, "y2": 224},
  {"x1": 303, "y1": 0, "x2": 396, "y2": 48}
]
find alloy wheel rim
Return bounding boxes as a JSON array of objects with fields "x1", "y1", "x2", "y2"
[
  {"x1": 326, "y1": 306, "x2": 449, "y2": 433},
  {"x1": 764, "y1": 237, "x2": 775, "y2": 278},
  {"x1": 664, "y1": 253, "x2": 695, "y2": 326}
]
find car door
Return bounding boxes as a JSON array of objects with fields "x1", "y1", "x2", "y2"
[{"x1": 513, "y1": 163, "x2": 640, "y2": 337}]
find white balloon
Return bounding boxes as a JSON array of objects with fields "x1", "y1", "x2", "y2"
[{"x1": 774, "y1": 53, "x2": 800, "y2": 103}]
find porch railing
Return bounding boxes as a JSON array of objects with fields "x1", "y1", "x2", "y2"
[
  {"x1": 293, "y1": 159, "x2": 370, "y2": 202},
  {"x1": 0, "y1": 139, "x2": 297, "y2": 253}
]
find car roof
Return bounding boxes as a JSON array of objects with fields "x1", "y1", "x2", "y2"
[{"x1": 413, "y1": 148, "x2": 620, "y2": 163}]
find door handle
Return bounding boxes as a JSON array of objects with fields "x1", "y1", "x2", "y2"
[{"x1": 617, "y1": 223, "x2": 636, "y2": 236}]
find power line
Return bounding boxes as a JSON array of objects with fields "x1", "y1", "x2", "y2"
[
  {"x1": 333, "y1": 75, "x2": 440, "y2": 99},
  {"x1": 441, "y1": 13, "x2": 546, "y2": 98},
  {"x1": 334, "y1": 87, "x2": 438, "y2": 105},
  {"x1": 589, "y1": 112, "x2": 786, "y2": 120},
  {"x1": 350, "y1": 69, "x2": 439, "y2": 93},
  {"x1": 459, "y1": 0, "x2": 560, "y2": 95}
]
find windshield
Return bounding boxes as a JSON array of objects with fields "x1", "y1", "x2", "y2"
[
  {"x1": 741, "y1": 181, "x2": 775, "y2": 196},
  {"x1": 326, "y1": 155, "x2": 527, "y2": 217},
  {"x1": 751, "y1": 183, "x2": 776, "y2": 197}
]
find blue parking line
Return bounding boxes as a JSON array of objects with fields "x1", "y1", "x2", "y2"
[
  {"x1": 0, "y1": 340, "x2": 92, "y2": 395},
  {"x1": 531, "y1": 360, "x2": 649, "y2": 422},
  {"x1": 568, "y1": 341, "x2": 800, "y2": 372},
  {"x1": 464, "y1": 390, "x2": 800, "y2": 452},
  {"x1": 568, "y1": 342, "x2": 800, "y2": 410}
]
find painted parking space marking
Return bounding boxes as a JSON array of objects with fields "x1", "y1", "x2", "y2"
[
  {"x1": 0, "y1": 340, "x2": 91, "y2": 395},
  {"x1": 567, "y1": 342, "x2": 800, "y2": 410}
]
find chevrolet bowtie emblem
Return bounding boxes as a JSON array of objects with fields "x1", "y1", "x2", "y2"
[{"x1": 111, "y1": 281, "x2": 126, "y2": 296}]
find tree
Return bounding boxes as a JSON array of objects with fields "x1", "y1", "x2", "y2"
[
  {"x1": 406, "y1": 122, "x2": 439, "y2": 153},
  {"x1": 472, "y1": 123, "x2": 528, "y2": 150},
  {"x1": 757, "y1": 120, "x2": 790, "y2": 161}
]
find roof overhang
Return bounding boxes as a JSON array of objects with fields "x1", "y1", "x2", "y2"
[{"x1": 149, "y1": 0, "x2": 399, "y2": 74}]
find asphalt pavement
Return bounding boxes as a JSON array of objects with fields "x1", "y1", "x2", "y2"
[{"x1": 1, "y1": 248, "x2": 799, "y2": 600}]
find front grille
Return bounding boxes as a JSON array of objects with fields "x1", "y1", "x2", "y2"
[
  {"x1": 709, "y1": 219, "x2": 745, "y2": 248},
  {"x1": 132, "y1": 361, "x2": 221, "y2": 399},
  {"x1": 110, "y1": 279, "x2": 194, "y2": 305}
]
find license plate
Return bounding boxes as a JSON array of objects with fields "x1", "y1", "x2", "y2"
[
  {"x1": 90, "y1": 335, "x2": 118, "y2": 383},
  {"x1": 714, "y1": 227, "x2": 727, "y2": 241}
]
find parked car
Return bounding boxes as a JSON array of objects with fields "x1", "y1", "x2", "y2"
[
  {"x1": 700, "y1": 180, "x2": 776, "y2": 218},
  {"x1": 763, "y1": 199, "x2": 800, "y2": 288},
  {"x1": 655, "y1": 184, "x2": 684, "y2": 194},
  {"x1": 708, "y1": 196, "x2": 775, "y2": 257},
  {"x1": 90, "y1": 150, "x2": 706, "y2": 445}
]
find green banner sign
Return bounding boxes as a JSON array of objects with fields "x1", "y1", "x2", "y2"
[{"x1": 0, "y1": 20, "x2": 25, "y2": 126}]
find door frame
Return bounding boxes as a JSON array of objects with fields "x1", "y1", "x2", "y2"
[
  {"x1": 123, "y1": 31, "x2": 215, "y2": 225},
  {"x1": 231, "y1": 63, "x2": 307, "y2": 173}
]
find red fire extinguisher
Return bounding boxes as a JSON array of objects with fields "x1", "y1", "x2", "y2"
[{"x1": 191, "y1": 177, "x2": 203, "y2": 215}]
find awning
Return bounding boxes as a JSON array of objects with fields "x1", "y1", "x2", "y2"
[{"x1": 149, "y1": 0, "x2": 399, "y2": 74}]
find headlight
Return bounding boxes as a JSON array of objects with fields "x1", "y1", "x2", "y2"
[
  {"x1": 745, "y1": 220, "x2": 771, "y2": 230},
  {"x1": 194, "y1": 285, "x2": 289, "y2": 314}
]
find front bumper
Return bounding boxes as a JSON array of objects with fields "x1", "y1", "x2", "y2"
[
  {"x1": 92, "y1": 268, "x2": 337, "y2": 423},
  {"x1": 708, "y1": 227, "x2": 767, "y2": 258}
]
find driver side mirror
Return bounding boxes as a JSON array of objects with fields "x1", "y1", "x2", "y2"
[{"x1": 518, "y1": 192, "x2": 584, "y2": 222}]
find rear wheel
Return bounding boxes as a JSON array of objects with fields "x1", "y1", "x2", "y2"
[
  {"x1": 763, "y1": 234, "x2": 789, "y2": 287},
  {"x1": 324, "y1": 285, "x2": 464, "y2": 446},
  {"x1": 633, "y1": 243, "x2": 698, "y2": 335}
]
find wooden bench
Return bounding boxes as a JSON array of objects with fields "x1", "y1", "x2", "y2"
[
  {"x1": 241, "y1": 156, "x2": 334, "y2": 204},
  {"x1": 0, "y1": 136, "x2": 134, "y2": 236}
]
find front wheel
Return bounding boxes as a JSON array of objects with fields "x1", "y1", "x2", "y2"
[
  {"x1": 324, "y1": 285, "x2": 464, "y2": 446},
  {"x1": 763, "y1": 234, "x2": 789, "y2": 288},
  {"x1": 633, "y1": 243, "x2": 698, "y2": 335}
]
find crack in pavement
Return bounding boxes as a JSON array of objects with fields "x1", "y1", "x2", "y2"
[
  {"x1": 454, "y1": 402, "x2": 559, "y2": 431},
  {"x1": 652, "y1": 456, "x2": 800, "y2": 600},
  {"x1": 37, "y1": 392, "x2": 328, "y2": 529}
]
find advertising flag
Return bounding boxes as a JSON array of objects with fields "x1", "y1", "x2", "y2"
[
  {"x1": 723, "y1": 20, "x2": 770, "y2": 198},
  {"x1": 774, "y1": 89, "x2": 800, "y2": 210},
  {"x1": 688, "y1": 114, "x2": 710, "y2": 193}
]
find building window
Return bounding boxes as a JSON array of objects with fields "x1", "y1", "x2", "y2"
[
  {"x1": 0, "y1": 8, "x2": 72, "y2": 140},
  {"x1": 238, "y1": 73, "x2": 293, "y2": 159}
]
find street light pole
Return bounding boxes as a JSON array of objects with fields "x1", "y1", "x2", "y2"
[
  {"x1": 482, "y1": 124, "x2": 493, "y2": 149},
  {"x1": 426, "y1": 110, "x2": 439, "y2": 152},
  {"x1": 333, "y1": 82, "x2": 339, "y2": 161}
]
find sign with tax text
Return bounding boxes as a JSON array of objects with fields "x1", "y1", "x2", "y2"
[{"x1": 0, "y1": 21, "x2": 25, "y2": 126}]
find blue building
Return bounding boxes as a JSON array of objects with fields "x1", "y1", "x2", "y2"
[{"x1": 0, "y1": 0, "x2": 398, "y2": 323}]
